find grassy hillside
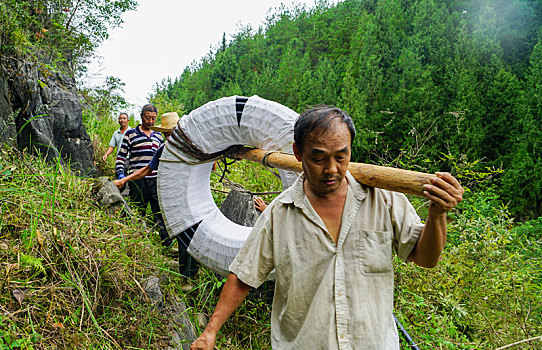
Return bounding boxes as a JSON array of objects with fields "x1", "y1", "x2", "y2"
[{"x1": 0, "y1": 147, "x2": 186, "y2": 349}]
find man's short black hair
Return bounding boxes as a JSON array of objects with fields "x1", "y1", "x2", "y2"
[
  {"x1": 294, "y1": 106, "x2": 356, "y2": 152},
  {"x1": 118, "y1": 112, "x2": 129, "y2": 119},
  {"x1": 140, "y1": 104, "x2": 158, "y2": 115}
]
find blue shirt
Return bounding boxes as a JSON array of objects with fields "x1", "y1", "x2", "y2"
[
  {"x1": 108, "y1": 128, "x2": 131, "y2": 156},
  {"x1": 148, "y1": 144, "x2": 164, "y2": 171}
]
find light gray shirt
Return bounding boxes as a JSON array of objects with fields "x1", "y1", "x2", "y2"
[
  {"x1": 230, "y1": 171, "x2": 424, "y2": 349},
  {"x1": 108, "y1": 128, "x2": 131, "y2": 156}
]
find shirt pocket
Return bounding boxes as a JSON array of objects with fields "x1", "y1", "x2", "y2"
[{"x1": 358, "y1": 230, "x2": 393, "y2": 275}]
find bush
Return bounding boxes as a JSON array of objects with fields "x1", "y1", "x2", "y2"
[{"x1": 395, "y1": 188, "x2": 542, "y2": 349}]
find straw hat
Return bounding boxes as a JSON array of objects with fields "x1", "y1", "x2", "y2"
[{"x1": 150, "y1": 112, "x2": 180, "y2": 132}]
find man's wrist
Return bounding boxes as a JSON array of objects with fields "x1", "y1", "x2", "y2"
[{"x1": 427, "y1": 203, "x2": 447, "y2": 219}]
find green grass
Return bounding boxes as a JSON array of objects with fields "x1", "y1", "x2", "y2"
[{"x1": 0, "y1": 147, "x2": 186, "y2": 349}]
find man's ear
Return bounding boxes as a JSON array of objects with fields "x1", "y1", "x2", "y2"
[{"x1": 293, "y1": 142, "x2": 302, "y2": 162}]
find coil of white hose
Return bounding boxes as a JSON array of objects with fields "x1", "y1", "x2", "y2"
[{"x1": 157, "y1": 95, "x2": 298, "y2": 276}]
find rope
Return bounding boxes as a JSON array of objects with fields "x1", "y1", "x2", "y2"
[
  {"x1": 165, "y1": 123, "x2": 284, "y2": 197},
  {"x1": 217, "y1": 158, "x2": 237, "y2": 183},
  {"x1": 261, "y1": 150, "x2": 282, "y2": 180},
  {"x1": 210, "y1": 187, "x2": 281, "y2": 196},
  {"x1": 166, "y1": 124, "x2": 245, "y2": 164}
]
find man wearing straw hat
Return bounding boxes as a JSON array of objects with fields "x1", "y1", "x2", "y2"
[{"x1": 192, "y1": 106, "x2": 464, "y2": 350}]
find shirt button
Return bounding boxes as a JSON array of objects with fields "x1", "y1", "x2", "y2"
[
  {"x1": 340, "y1": 334, "x2": 344, "y2": 339},
  {"x1": 338, "y1": 292, "x2": 342, "y2": 297}
]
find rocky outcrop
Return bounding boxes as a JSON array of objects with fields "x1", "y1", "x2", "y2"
[
  {"x1": 0, "y1": 60, "x2": 98, "y2": 176},
  {"x1": 94, "y1": 177, "x2": 133, "y2": 215},
  {"x1": 0, "y1": 71, "x2": 16, "y2": 148}
]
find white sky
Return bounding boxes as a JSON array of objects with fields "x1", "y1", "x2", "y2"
[{"x1": 85, "y1": 0, "x2": 321, "y2": 117}]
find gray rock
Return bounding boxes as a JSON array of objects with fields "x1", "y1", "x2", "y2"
[
  {"x1": 196, "y1": 313, "x2": 208, "y2": 329},
  {"x1": 94, "y1": 177, "x2": 132, "y2": 215},
  {"x1": 2, "y1": 59, "x2": 98, "y2": 176},
  {"x1": 142, "y1": 276, "x2": 163, "y2": 308},
  {"x1": 168, "y1": 297, "x2": 197, "y2": 350},
  {"x1": 219, "y1": 189, "x2": 257, "y2": 227},
  {"x1": 0, "y1": 72, "x2": 16, "y2": 147}
]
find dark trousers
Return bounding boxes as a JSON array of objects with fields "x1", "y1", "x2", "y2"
[
  {"x1": 129, "y1": 178, "x2": 172, "y2": 247},
  {"x1": 176, "y1": 222, "x2": 201, "y2": 278}
]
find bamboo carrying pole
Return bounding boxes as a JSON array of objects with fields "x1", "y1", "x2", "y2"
[{"x1": 235, "y1": 147, "x2": 436, "y2": 198}]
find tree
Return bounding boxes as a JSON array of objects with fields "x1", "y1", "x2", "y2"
[
  {"x1": 0, "y1": 0, "x2": 137, "y2": 74},
  {"x1": 81, "y1": 76, "x2": 131, "y2": 119}
]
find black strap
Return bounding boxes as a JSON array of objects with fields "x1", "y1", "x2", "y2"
[{"x1": 235, "y1": 96, "x2": 249, "y2": 127}]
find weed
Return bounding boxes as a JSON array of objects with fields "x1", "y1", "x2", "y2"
[{"x1": 0, "y1": 147, "x2": 183, "y2": 349}]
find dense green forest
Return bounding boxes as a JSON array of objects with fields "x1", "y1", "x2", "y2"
[{"x1": 152, "y1": 0, "x2": 542, "y2": 220}]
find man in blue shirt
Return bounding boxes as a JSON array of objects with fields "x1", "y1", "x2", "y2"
[{"x1": 102, "y1": 112, "x2": 131, "y2": 163}]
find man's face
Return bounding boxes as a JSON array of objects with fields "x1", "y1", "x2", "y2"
[
  {"x1": 118, "y1": 114, "x2": 128, "y2": 128},
  {"x1": 294, "y1": 119, "x2": 351, "y2": 197},
  {"x1": 140, "y1": 111, "x2": 157, "y2": 130}
]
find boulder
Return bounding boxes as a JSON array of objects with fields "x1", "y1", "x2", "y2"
[
  {"x1": 94, "y1": 177, "x2": 132, "y2": 215},
  {"x1": 0, "y1": 72, "x2": 16, "y2": 147},
  {"x1": 168, "y1": 297, "x2": 197, "y2": 350},
  {"x1": 2, "y1": 60, "x2": 98, "y2": 176},
  {"x1": 219, "y1": 189, "x2": 258, "y2": 227}
]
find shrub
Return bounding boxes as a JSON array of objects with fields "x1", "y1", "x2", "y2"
[{"x1": 395, "y1": 188, "x2": 542, "y2": 349}]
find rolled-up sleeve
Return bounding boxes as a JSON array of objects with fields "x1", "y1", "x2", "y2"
[
  {"x1": 388, "y1": 192, "x2": 424, "y2": 262},
  {"x1": 229, "y1": 212, "x2": 275, "y2": 288}
]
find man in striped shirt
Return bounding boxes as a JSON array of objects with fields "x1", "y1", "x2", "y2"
[{"x1": 116, "y1": 104, "x2": 170, "y2": 245}]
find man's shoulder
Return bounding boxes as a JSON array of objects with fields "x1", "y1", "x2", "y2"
[
  {"x1": 124, "y1": 127, "x2": 138, "y2": 137},
  {"x1": 152, "y1": 132, "x2": 164, "y2": 142},
  {"x1": 121, "y1": 127, "x2": 133, "y2": 135}
]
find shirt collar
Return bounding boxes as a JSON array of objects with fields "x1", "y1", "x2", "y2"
[{"x1": 135, "y1": 124, "x2": 159, "y2": 139}]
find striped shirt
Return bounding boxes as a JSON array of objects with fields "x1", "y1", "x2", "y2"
[{"x1": 116, "y1": 125, "x2": 163, "y2": 178}]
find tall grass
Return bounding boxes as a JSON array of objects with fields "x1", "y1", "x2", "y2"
[
  {"x1": 395, "y1": 188, "x2": 542, "y2": 349},
  {"x1": 0, "y1": 147, "x2": 185, "y2": 349}
]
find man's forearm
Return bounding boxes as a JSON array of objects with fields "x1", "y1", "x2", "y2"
[
  {"x1": 103, "y1": 146, "x2": 114, "y2": 160},
  {"x1": 409, "y1": 204, "x2": 447, "y2": 268},
  {"x1": 127, "y1": 166, "x2": 151, "y2": 182},
  {"x1": 409, "y1": 172, "x2": 463, "y2": 268},
  {"x1": 114, "y1": 166, "x2": 151, "y2": 189},
  {"x1": 191, "y1": 273, "x2": 251, "y2": 349}
]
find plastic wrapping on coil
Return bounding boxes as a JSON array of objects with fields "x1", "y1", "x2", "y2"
[{"x1": 157, "y1": 95, "x2": 298, "y2": 276}]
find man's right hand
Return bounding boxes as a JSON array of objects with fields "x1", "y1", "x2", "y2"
[
  {"x1": 254, "y1": 197, "x2": 268, "y2": 212},
  {"x1": 190, "y1": 331, "x2": 216, "y2": 350},
  {"x1": 190, "y1": 273, "x2": 252, "y2": 349},
  {"x1": 113, "y1": 178, "x2": 125, "y2": 190},
  {"x1": 102, "y1": 154, "x2": 108, "y2": 162}
]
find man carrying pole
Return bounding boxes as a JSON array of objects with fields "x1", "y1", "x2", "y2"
[{"x1": 191, "y1": 106, "x2": 464, "y2": 349}]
